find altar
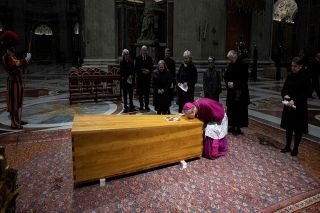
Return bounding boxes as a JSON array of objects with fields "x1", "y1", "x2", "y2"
[{"x1": 72, "y1": 115, "x2": 203, "y2": 186}]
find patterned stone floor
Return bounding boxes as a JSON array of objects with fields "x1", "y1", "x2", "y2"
[
  {"x1": 1, "y1": 124, "x2": 319, "y2": 212},
  {"x1": 0, "y1": 64, "x2": 319, "y2": 211},
  {"x1": 1, "y1": 64, "x2": 319, "y2": 139}
]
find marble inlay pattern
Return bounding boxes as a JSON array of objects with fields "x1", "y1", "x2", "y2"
[
  {"x1": 1, "y1": 128, "x2": 318, "y2": 212},
  {"x1": 0, "y1": 64, "x2": 319, "y2": 212},
  {"x1": 0, "y1": 64, "x2": 319, "y2": 141}
]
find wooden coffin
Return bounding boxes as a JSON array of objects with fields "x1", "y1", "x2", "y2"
[{"x1": 72, "y1": 114, "x2": 203, "y2": 185}]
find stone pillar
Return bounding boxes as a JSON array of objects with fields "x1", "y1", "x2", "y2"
[
  {"x1": 12, "y1": 0, "x2": 26, "y2": 52},
  {"x1": 294, "y1": 0, "x2": 308, "y2": 56},
  {"x1": 118, "y1": 5, "x2": 126, "y2": 53},
  {"x1": 166, "y1": 0, "x2": 174, "y2": 52},
  {"x1": 82, "y1": 0, "x2": 117, "y2": 67},
  {"x1": 251, "y1": 0, "x2": 274, "y2": 60}
]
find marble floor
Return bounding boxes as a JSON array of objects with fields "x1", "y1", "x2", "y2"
[{"x1": 0, "y1": 63, "x2": 319, "y2": 143}]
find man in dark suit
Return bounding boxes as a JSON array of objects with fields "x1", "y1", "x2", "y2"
[{"x1": 135, "y1": 45, "x2": 154, "y2": 111}]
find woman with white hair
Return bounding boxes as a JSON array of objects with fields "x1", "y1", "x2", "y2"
[
  {"x1": 224, "y1": 50, "x2": 250, "y2": 135},
  {"x1": 176, "y1": 50, "x2": 198, "y2": 113},
  {"x1": 120, "y1": 49, "x2": 135, "y2": 113},
  {"x1": 152, "y1": 60, "x2": 172, "y2": 114}
]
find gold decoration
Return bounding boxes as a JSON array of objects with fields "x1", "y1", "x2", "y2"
[
  {"x1": 34, "y1": 25, "x2": 53, "y2": 36},
  {"x1": 273, "y1": 0, "x2": 298, "y2": 23}
]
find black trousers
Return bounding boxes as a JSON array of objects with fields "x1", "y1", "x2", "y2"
[
  {"x1": 122, "y1": 81, "x2": 134, "y2": 109},
  {"x1": 311, "y1": 74, "x2": 320, "y2": 98},
  {"x1": 138, "y1": 80, "x2": 150, "y2": 108},
  {"x1": 285, "y1": 127, "x2": 302, "y2": 151}
]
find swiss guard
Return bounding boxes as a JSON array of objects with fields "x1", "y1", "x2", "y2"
[{"x1": 0, "y1": 30, "x2": 31, "y2": 129}]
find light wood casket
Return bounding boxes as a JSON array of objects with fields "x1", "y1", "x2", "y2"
[{"x1": 72, "y1": 114, "x2": 203, "y2": 185}]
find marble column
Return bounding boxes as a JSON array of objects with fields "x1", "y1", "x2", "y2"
[
  {"x1": 82, "y1": 0, "x2": 117, "y2": 67},
  {"x1": 251, "y1": 0, "x2": 274, "y2": 60},
  {"x1": 166, "y1": 0, "x2": 174, "y2": 52},
  {"x1": 58, "y1": 0, "x2": 69, "y2": 59}
]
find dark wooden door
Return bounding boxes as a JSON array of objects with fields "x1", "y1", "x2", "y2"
[
  {"x1": 34, "y1": 34, "x2": 53, "y2": 63},
  {"x1": 226, "y1": 12, "x2": 252, "y2": 54}
]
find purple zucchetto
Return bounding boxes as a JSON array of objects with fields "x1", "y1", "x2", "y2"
[{"x1": 183, "y1": 102, "x2": 195, "y2": 114}]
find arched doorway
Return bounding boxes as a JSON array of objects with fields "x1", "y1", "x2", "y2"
[
  {"x1": 226, "y1": 1, "x2": 254, "y2": 54},
  {"x1": 33, "y1": 24, "x2": 53, "y2": 63},
  {"x1": 226, "y1": 12, "x2": 251, "y2": 54},
  {"x1": 225, "y1": 0, "x2": 267, "y2": 55}
]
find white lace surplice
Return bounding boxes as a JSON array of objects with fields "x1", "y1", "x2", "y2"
[{"x1": 205, "y1": 113, "x2": 228, "y2": 140}]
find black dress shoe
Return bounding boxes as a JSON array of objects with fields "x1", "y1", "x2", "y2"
[
  {"x1": 280, "y1": 148, "x2": 291, "y2": 153},
  {"x1": 121, "y1": 108, "x2": 128, "y2": 113},
  {"x1": 291, "y1": 150, "x2": 298, "y2": 156},
  {"x1": 129, "y1": 106, "x2": 136, "y2": 112},
  {"x1": 232, "y1": 130, "x2": 243, "y2": 136},
  {"x1": 139, "y1": 107, "x2": 144, "y2": 111},
  {"x1": 11, "y1": 125, "x2": 23, "y2": 130},
  {"x1": 236, "y1": 129, "x2": 244, "y2": 135},
  {"x1": 145, "y1": 107, "x2": 150, "y2": 112},
  {"x1": 21, "y1": 120, "x2": 28, "y2": 125},
  {"x1": 232, "y1": 127, "x2": 243, "y2": 136}
]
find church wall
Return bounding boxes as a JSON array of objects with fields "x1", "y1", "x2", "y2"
[
  {"x1": 173, "y1": 0, "x2": 225, "y2": 60},
  {"x1": 2, "y1": 0, "x2": 318, "y2": 67},
  {"x1": 200, "y1": 0, "x2": 227, "y2": 60},
  {"x1": 173, "y1": 0, "x2": 227, "y2": 61},
  {"x1": 173, "y1": 0, "x2": 201, "y2": 60}
]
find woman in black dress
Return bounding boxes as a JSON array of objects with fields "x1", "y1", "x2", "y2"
[
  {"x1": 152, "y1": 60, "x2": 172, "y2": 114},
  {"x1": 280, "y1": 57, "x2": 312, "y2": 156}
]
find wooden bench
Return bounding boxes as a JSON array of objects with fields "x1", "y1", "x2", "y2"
[
  {"x1": 68, "y1": 67, "x2": 121, "y2": 104},
  {"x1": 72, "y1": 114, "x2": 203, "y2": 186}
]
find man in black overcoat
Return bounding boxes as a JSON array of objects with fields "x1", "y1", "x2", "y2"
[
  {"x1": 225, "y1": 50, "x2": 250, "y2": 135},
  {"x1": 135, "y1": 45, "x2": 154, "y2": 111}
]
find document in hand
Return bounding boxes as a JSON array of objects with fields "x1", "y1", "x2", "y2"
[
  {"x1": 282, "y1": 100, "x2": 296, "y2": 108},
  {"x1": 178, "y1": 83, "x2": 188, "y2": 92},
  {"x1": 127, "y1": 78, "x2": 132, "y2": 84}
]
